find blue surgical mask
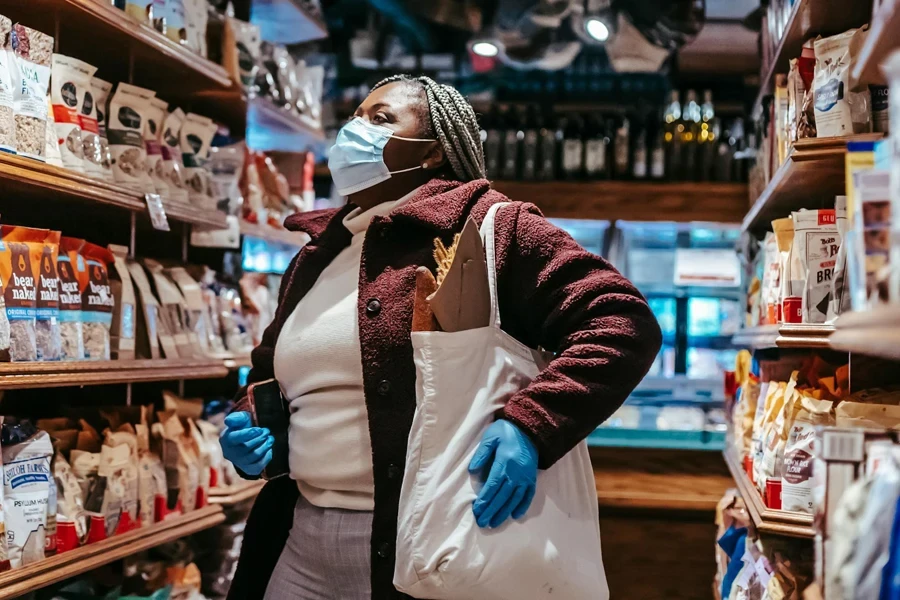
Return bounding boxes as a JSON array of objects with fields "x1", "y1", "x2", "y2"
[{"x1": 328, "y1": 117, "x2": 435, "y2": 196}]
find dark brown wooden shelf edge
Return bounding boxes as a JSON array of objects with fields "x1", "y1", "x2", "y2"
[{"x1": 0, "y1": 359, "x2": 231, "y2": 389}]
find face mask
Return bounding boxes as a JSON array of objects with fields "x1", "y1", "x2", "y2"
[{"x1": 328, "y1": 117, "x2": 435, "y2": 196}]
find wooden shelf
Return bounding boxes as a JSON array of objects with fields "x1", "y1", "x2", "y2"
[
  {"x1": 246, "y1": 97, "x2": 326, "y2": 152},
  {"x1": 4, "y1": 0, "x2": 235, "y2": 122},
  {"x1": 743, "y1": 134, "x2": 883, "y2": 235},
  {"x1": 831, "y1": 306, "x2": 900, "y2": 359},
  {"x1": 852, "y1": 0, "x2": 900, "y2": 87},
  {"x1": 753, "y1": 0, "x2": 874, "y2": 110},
  {"x1": 733, "y1": 324, "x2": 834, "y2": 350},
  {"x1": 0, "y1": 358, "x2": 230, "y2": 390},
  {"x1": 240, "y1": 220, "x2": 309, "y2": 246},
  {"x1": 220, "y1": 353, "x2": 253, "y2": 370},
  {"x1": 0, "y1": 152, "x2": 228, "y2": 230},
  {"x1": 0, "y1": 505, "x2": 224, "y2": 600},
  {"x1": 209, "y1": 480, "x2": 265, "y2": 505},
  {"x1": 723, "y1": 450, "x2": 815, "y2": 538},
  {"x1": 250, "y1": 0, "x2": 328, "y2": 45},
  {"x1": 491, "y1": 181, "x2": 749, "y2": 223}
]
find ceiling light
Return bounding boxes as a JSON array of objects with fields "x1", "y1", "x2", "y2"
[
  {"x1": 585, "y1": 18, "x2": 610, "y2": 42},
  {"x1": 471, "y1": 41, "x2": 500, "y2": 58}
]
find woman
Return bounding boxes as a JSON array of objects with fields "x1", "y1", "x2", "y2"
[{"x1": 221, "y1": 75, "x2": 662, "y2": 600}]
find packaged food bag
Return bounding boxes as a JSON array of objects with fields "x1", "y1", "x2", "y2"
[
  {"x1": 107, "y1": 83, "x2": 156, "y2": 193},
  {"x1": 160, "y1": 108, "x2": 189, "y2": 203},
  {"x1": 0, "y1": 16, "x2": 16, "y2": 153},
  {"x1": 827, "y1": 196, "x2": 851, "y2": 321},
  {"x1": 223, "y1": 17, "x2": 261, "y2": 92},
  {"x1": 80, "y1": 243, "x2": 114, "y2": 360},
  {"x1": 179, "y1": 113, "x2": 217, "y2": 210},
  {"x1": 101, "y1": 429, "x2": 139, "y2": 535},
  {"x1": 126, "y1": 258, "x2": 162, "y2": 359},
  {"x1": 788, "y1": 209, "x2": 841, "y2": 323},
  {"x1": 158, "y1": 412, "x2": 198, "y2": 513},
  {"x1": 53, "y1": 450, "x2": 87, "y2": 540},
  {"x1": 125, "y1": 0, "x2": 153, "y2": 25},
  {"x1": 759, "y1": 231, "x2": 781, "y2": 325},
  {"x1": 168, "y1": 266, "x2": 209, "y2": 355},
  {"x1": 143, "y1": 97, "x2": 171, "y2": 200},
  {"x1": 50, "y1": 54, "x2": 97, "y2": 172},
  {"x1": 90, "y1": 77, "x2": 115, "y2": 182},
  {"x1": 166, "y1": 0, "x2": 187, "y2": 47},
  {"x1": 34, "y1": 230, "x2": 61, "y2": 361},
  {"x1": 108, "y1": 244, "x2": 136, "y2": 360},
  {"x1": 0, "y1": 225, "x2": 50, "y2": 362},
  {"x1": 760, "y1": 374, "x2": 801, "y2": 495},
  {"x1": 814, "y1": 27, "x2": 872, "y2": 137},
  {"x1": 136, "y1": 413, "x2": 166, "y2": 527},
  {"x1": 781, "y1": 395, "x2": 834, "y2": 513},
  {"x1": 57, "y1": 237, "x2": 87, "y2": 360},
  {"x1": 2, "y1": 428, "x2": 53, "y2": 568},
  {"x1": 9, "y1": 24, "x2": 52, "y2": 161},
  {"x1": 836, "y1": 402, "x2": 900, "y2": 430},
  {"x1": 143, "y1": 259, "x2": 191, "y2": 357},
  {"x1": 78, "y1": 72, "x2": 105, "y2": 178},
  {"x1": 773, "y1": 218, "x2": 794, "y2": 323},
  {"x1": 754, "y1": 381, "x2": 785, "y2": 491}
]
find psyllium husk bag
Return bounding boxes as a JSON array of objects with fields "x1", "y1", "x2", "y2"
[
  {"x1": 781, "y1": 395, "x2": 834, "y2": 514},
  {"x1": 393, "y1": 204, "x2": 608, "y2": 600},
  {"x1": 2, "y1": 429, "x2": 52, "y2": 568}
]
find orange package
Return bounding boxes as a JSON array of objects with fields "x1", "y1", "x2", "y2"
[
  {"x1": 79, "y1": 242, "x2": 114, "y2": 361},
  {"x1": 0, "y1": 225, "x2": 50, "y2": 361}
]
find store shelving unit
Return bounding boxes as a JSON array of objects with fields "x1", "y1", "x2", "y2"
[
  {"x1": 852, "y1": 0, "x2": 900, "y2": 86},
  {"x1": 723, "y1": 450, "x2": 815, "y2": 538},
  {"x1": 753, "y1": 0, "x2": 874, "y2": 110},
  {"x1": 0, "y1": 505, "x2": 225, "y2": 600},
  {"x1": 732, "y1": 324, "x2": 834, "y2": 350},
  {"x1": 251, "y1": 0, "x2": 328, "y2": 45},
  {"x1": 0, "y1": 359, "x2": 231, "y2": 390},
  {"x1": 830, "y1": 306, "x2": 900, "y2": 359},
  {"x1": 209, "y1": 481, "x2": 266, "y2": 505},
  {"x1": 743, "y1": 134, "x2": 883, "y2": 235},
  {"x1": 240, "y1": 219, "x2": 309, "y2": 247}
]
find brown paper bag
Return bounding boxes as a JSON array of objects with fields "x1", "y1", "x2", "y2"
[{"x1": 428, "y1": 217, "x2": 491, "y2": 332}]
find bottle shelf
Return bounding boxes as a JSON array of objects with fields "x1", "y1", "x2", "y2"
[
  {"x1": 723, "y1": 450, "x2": 815, "y2": 538},
  {"x1": 0, "y1": 358, "x2": 231, "y2": 390},
  {"x1": 830, "y1": 306, "x2": 900, "y2": 360},
  {"x1": 743, "y1": 134, "x2": 883, "y2": 235},
  {"x1": 0, "y1": 505, "x2": 225, "y2": 600}
]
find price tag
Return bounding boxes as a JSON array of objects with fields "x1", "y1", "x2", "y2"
[{"x1": 144, "y1": 193, "x2": 170, "y2": 232}]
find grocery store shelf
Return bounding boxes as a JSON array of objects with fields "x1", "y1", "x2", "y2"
[
  {"x1": 732, "y1": 324, "x2": 834, "y2": 349},
  {"x1": 210, "y1": 481, "x2": 265, "y2": 505},
  {"x1": 753, "y1": 0, "x2": 873, "y2": 110},
  {"x1": 251, "y1": 0, "x2": 329, "y2": 44},
  {"x1": 831, "y1": 306, "x2": 900, "y2": 359},
  {"x1": 724, "y1": 450, "x2": 815, "y2": 538},
  {"x1": 0, "y1": 505, "x2": 224, "y2": 600},
  {"x1": 0, "y1": 153, "x2": 228, "y2": 230},
  {"x1": 488, "y1": 181, "x2": 749, "y2": 223},
  {"x1": 852, "y1": 0, "x2": 900, "y2": 87},
  {"x1": 220, "y1": 353, "x2": 253, "y2": 370},
  {"x1": 247, "y1": 97, "x2": 326, "y2": 152},
  {"x1": 6, "y1": 0, "x2": 233, "y2": 109},
  {"x1": 0, "y1": 359, "x2": 230, "y2": 390},
  {"x1": 742, "y1": 134, "x2": 884, "y2": 234},
  {"x1": 240, "y1": 220, "x2": 309, "y2": 246}
]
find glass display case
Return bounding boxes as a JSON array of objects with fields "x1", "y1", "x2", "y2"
[{"x1": 552, "y1": 219, "x2": 741, "y2": 451}]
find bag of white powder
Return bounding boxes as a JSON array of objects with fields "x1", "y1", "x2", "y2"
[{"x1": 2, "y1": 428, "x2": 52, "y2": 568}]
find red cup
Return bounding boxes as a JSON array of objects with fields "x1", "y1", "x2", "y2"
[
  {"x1": 56, "y1": 521, "x2": 79, "y2": 554},
  {"x1": 783, "y1": 297, "x2": 802, "y2": 324},
  {"x1": 765, "y1": 479, "x2": 783, "y2": 509},
  {"x1": 85, "y1": 514, "x2": 107, "y2": 544}
]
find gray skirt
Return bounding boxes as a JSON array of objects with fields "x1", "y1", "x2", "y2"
[{"x1": 263, "y1": 494, "x2": 374, "y2": 600}]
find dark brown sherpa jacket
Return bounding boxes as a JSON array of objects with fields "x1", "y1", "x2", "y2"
[{"x1": 227, "y1": 178, "x2": 662, "y2": 600}]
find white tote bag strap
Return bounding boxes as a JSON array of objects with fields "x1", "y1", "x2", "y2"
[{"x1": 478, "y1": 202, "x2": 511, "y2": 329}]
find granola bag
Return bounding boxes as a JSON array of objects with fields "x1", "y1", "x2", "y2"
[
  {"x1": 781, "y1": 395, "x2": 834, "y2": 513},
  {"x1": 90, "y1": 77, "x2": 114, "y2": 182},
  {"x1": 79, "y1": 243, "x2": 114, "y2": 360},
  {"x1": 50, "y1": 54, "x2": 96, "y2": 172},
  {"x1": 126, "y1": 258, "x2": 162, "y2": 359},
  {"x1": 0, "y1": 16, "x2": 15, "y2": 153},
  {"x1": 107, "y1": 83, "x2": 156, "y2": 193},
  {"x1": 108, "y1": 244, "x2": 136, "y2": 360},
  {"x1": 2, "y1": 428, "x2": 52, "y2": 568},
  {"x1": 57, "y1": 237, "x2": 86, "y2": 360},
  {"x1": 168, "y1": 266, "x2": 208, "y2": 355},
  {"x1": 143, "y1": 259, "x2": 191, "y2": 357},
  {"x1": 34, "y1": 230, "x2": 61, "y2": 361},
  {"x1": 788, "y1": 209, "x2": 841, "y2": 324},
  {"x1": 78, "y1": 73, "x2": 104, "y2": 178},
  {"x1": 143, "y1": 97, "x2": 171, "y2": 200},
  {"x1": 9, "y1": 24, "x2": 52, "y2": 160},
  {"x1": 814, "y1": 28, "x2": 872, "y2": 137},
  {"x1": 179, "y1": 113, "x2": 217, "y2": 210},
  {"x1": 160, "y1": 108, "x2": 189, "y2": 203},
  {"x1": 0, "y1": 225, "x2": 49, "y2": 362}
]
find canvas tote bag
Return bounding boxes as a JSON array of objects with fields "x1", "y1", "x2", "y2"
[{"x1": 393, "y1": 202, "x2": 609, "y2": 600}]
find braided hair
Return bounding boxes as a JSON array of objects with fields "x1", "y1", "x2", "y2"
[{"x1": 371, "y1": 75, "x2": 487, "y2": 182}]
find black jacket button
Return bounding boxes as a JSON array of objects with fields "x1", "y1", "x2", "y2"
[
  {"x1": 366, "y1": 299, "x2": 382, "y2": 316},
  {"x1": 377, "y1": 541, "x2": 392, "y2": 559},
  {"x1": 377, "y1": 379, "x2": 391, "y2": 396}
]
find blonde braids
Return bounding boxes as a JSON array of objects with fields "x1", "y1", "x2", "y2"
[{"x1": 372, "y1": 75, "x2": 487, "y2": 181}]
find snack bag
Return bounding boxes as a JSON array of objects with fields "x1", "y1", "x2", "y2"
[
  {"x1": 781, "y1": 395, "x2": 834, "y2": 513},
  {"x1": 80, "y1": 243, "x2": 114, "y2": 360},
  {"x1": 814, "y1": 28, "x2": 872, "y2": 137},
  {"x1": 90, "y1": 77, "x2": 115, "y2": 182},
  {"x1": 57, "y1": 237, "x2": 87, "y2": 360},
  {"x1": 107, "y1": 83, "x2": 156, "y2": 193},
  {"x1": 9, "y1": 24, "x2": 53, "y2": 160},
  {"x1": 0, "y1": 226, "x2": 50, "y2": 362},
  {"x1": 143, "y1": 97, "x2": 171, "y2": 200},
  {"x1": 2, "y1": 429, "x2": 53, "y2": 568},
  {"x1": 788, "y1": 209, "x2": 841, "y2": 323},
  {"x1": 773, "y1": 218, "x2": 794, "y2": 323},
  {"x1": 49, "y1": 54, "x2": 97, "y2": 172},
  {"x1": 34, "y1": 231, "x2": 61, "y2": 361},
  {"x1": 759, "y1": 231, "x2": 781, "y2": 325},
  {"x1": 160, "y1": 108, "x2": 190, "y2": 203}
]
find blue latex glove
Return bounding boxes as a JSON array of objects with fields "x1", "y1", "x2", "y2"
[
  {"x1": 220, "y1": 412, "x2": 274, "y2": 476},
  {"x1": 468, "y1": 419, "x2": 538, "y2": 529}
]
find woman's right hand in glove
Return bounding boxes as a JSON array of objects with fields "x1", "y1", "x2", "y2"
[{"x1": 220, "y1": 412, "x2": 274, "y2": 476}]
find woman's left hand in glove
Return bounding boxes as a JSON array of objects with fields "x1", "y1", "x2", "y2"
[{"x1": 468, "y1": 419, "x2": 538, "y2": 529}]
